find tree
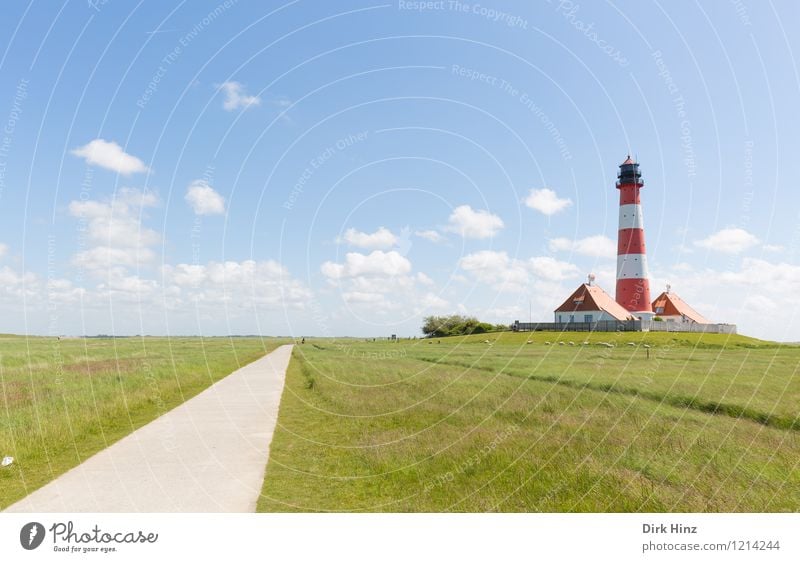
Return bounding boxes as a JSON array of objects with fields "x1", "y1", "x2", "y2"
[
  {"x1": 421, "y1": 315, "x2": 506, "y2": 337},
  {"x1": 422, "y1": 315, "x2": 471, "y2": 337}
]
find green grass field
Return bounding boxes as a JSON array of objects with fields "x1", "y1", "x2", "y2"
[
  {"x1": 258, "y1": 331, "x2": 800, "y2": 512},
  {"x1": 0, "y1": 335, "x2": 283, "y2": 509}
]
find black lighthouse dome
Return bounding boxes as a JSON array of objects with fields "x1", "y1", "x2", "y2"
[{"x1": 617, "y1": 155, "x2": 643, "y2": 187}]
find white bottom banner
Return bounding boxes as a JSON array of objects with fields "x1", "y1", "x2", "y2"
[{"x1": 1, "y1": 513, "x2": 797, "y2": 561}]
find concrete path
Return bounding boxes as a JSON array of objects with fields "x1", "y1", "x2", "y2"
[{"x1": 5, "y1": 344, "x2": 293, "y2": 513}]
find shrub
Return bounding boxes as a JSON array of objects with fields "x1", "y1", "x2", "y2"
[{"x1": 421, "y1": 316, "x2": 505, "y2": 337}]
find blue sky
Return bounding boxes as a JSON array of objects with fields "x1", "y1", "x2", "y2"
[{"x1": 0, "y1": 0, "x2": 799, "y2": 340}]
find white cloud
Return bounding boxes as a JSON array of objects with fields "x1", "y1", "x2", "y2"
[
  {"x1": 762, "y1": 244, "x2": 784, "y2": 253},
  {"x1": 483, "y1": 305, "x2": 524, "y2": 323},
  {"x1": 694, "y1": 228, "x2": 759, "y2": 254},
  {"x1": 718, "y1": 257, "x2": 800, "y2": 287},
  {"x1": 321, "y1": 250, "x2": 412, "y2": 280},
  {"x1": 396, "y1": 226, "x2": 413, "y2": 256},
  {"x1": 162, "y1": 260, "x2": 312, "y2": 309},
  {"x1": 73, "y1": 247, "x2": 156, "y2": 271},
  {"x1": 343, "y1": 291, "x2": 386, "y2": 304},
  {"x1": 320, "y1": 251, "x2": 446, "y2": 317},
  {"x1": 743, "y1": 294, "x2": 777, "y2": 312},
  {"x1": 645, "y1": 257, "x2": 800, "y2": 340},
  {"x1": 446, "y1": 205, "x2": 504, "y2": 239},
  {"x1": 459, "y1": 251, "x2": 580, "y2": 292},
  {"x1": 0, "y1": 243, "x2": 7, "y2": 258},
  {"x1": 0, "y1": 265, "x2": 38, "y2": 300},
  {"x1": 459, "y1": 251, "x2": 529, "y2": 292},
  {"x1": 415, "y1": 229, "x2": 445, "y2": 243},
  {"x1": 418, "y1": 292, "x2": 449, "y2": 311},
  {"x1": 71, "y1": 139, "x2": 148, "y2": 175},
  {"x1": 98, "y1": 270, "x2": 159, "y2": 297},
  {"x1": 217, "y1": 81, "x2": 261, "y2": 111},
  {"x1": 339, "y1": 227, "x2": 397, "y2": 250},
  {"x1": 524, "y1": 188, "x2": 572, "y2": 216},
  {"x1": 459, "y1": 250, "x2": 512, "y2": 275},
  {"x1": 0, "y1": 207, "x2": 312, "y2": 330},
  {"x1": 548, "y1": 235, "x2": 616, "y2": 258},
  {"x1": 528, "y1": 256, "x2": 581, "y2": 281},
  {"x1": 185, "y1": 180, "x2": 226, "y2": 215},
  {"x1": 68, "y1": 188, "x2": 160, "y2": 273}
]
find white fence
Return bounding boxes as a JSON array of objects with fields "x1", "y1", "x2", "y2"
[
  {"x1": 644, "y1": 321, "x2": 737, "y2": 334},
  {"x1": 513, "y1": 320, "x2": 737, "y2": 334}
]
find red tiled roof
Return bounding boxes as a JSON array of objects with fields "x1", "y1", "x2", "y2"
[
  {"x1": 555, "y1": 283, "x2": 632, "y2": 321},
  {"x1": 621, "y1": 155, "x2": 635, "y2": 165},
  {"x1": 651, "y1": 291, "x2": 710, "y2": 324}
]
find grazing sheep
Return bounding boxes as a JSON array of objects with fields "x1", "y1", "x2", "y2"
[
  {"x1": 526, "y1": 340, "x2": 533, "y2": 344},
  {"x1": 558, "y1": 341, "x2": 565, "y2": 346},
  {"x1": 598, "y1": 342, "x2": 614, "y2": 348},
  {"x1": 568, "y1": 341, "x2": 575, "y2": 346},
  {"x1": 643, "y1": 344, "x2": 651, "y2": 349},
  {"x1": 545, "y1": 341, "x2": 551, "y2": 345},
  {"x1": 582, "y1": 341, "x2": 589, "y2": 345},
  {"x1": 627, "y1": 342, "x2": 636, "y2": 347}
]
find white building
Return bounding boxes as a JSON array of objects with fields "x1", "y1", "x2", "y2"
[
  {"x1": 651, "y1": 288, "x2": 710, "y2": 324},
  {"x1": 554, "y1": 282, "x2": 632, "y2": 324}
]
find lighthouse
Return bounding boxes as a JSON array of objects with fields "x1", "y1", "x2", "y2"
[
  {"x1": 615, "y1": 156, "x2": 653, "y2": 318},
  {"x1": 533, "y1": 154, "x2": 735, "y2": 334}
]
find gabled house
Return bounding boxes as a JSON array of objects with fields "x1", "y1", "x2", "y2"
[
  {"x1": 651, "y1": 288, "x2": 710, "y2": 324},
  {"x1": 554, "y1": 282, "x2": 633, "y2": 324}
]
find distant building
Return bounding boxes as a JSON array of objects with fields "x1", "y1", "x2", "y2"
[
  {"x1": 651, "y1": 286, "x2": 710, "y2": 324},
  {"x1": 554, "y1": 279, "x2": 632, "y2": 324},
  {"x1": 513, "y1": 155, "x2": 736, "y2": 334}
]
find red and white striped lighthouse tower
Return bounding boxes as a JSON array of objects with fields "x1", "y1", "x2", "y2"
[{"x1": 615, "y1": 156, "x2": 653, "y2": 317}]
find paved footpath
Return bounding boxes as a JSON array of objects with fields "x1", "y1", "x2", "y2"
[{"x1": 5, "y1": 344, "x2": 293, "y2": 513}]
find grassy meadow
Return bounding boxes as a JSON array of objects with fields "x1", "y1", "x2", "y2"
[
  {"x1": 258, "y1": 331, "x2": 800, "y2": 512},
  {"x1": 0, "y1": 335, "x2": 283, "y2": 509}
]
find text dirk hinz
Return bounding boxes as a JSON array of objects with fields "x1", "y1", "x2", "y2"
[{"x1": 643, "y1": 523, "x2": 698, "y2": 534}]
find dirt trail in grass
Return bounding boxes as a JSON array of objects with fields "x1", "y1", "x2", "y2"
[
  {"x1": 413, "y1": 356, "x2": 800, "y2": 431},
  {"x1": 4, "y1": 344, "x2": 293, "y2": 513}
]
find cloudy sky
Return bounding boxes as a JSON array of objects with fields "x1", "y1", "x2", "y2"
[{"x1": 0, "y1": 1, "x2": 798, "y2": 340}]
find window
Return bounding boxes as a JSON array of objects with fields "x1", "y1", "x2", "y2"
[
  {"x1": 655, "y1": 306, "x2": 664, "y2": 314},
  {"x1": 584, "y1": 314, "x2": 592, "y2": 323}
]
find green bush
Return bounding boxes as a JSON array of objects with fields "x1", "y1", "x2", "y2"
[{"x1": 422, "y1": 316, "x2": 505, "y2": 337}]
